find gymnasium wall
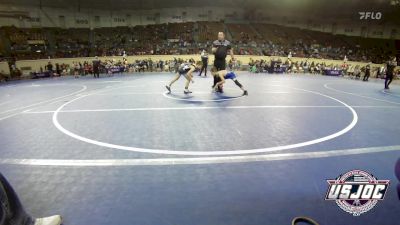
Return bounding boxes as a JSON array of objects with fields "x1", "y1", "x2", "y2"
[
  {"x1": 14, "y1": 55, "x2": 385, "y2": 77},
  {"x1": 0, "y1": 3, "x2": 399, "y2": 39},
  {"x1": 0, "y1": 4, "x2": 242, "y2": 28},
  {"x1": 0, "y1": 61, "x2": 9, "y2": 75}
]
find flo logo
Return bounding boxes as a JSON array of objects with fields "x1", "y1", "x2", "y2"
[
  {"x1": 359, "y1": 12, "x2": 382, "y2": 20},
  {"x1": 325, "y1": 170, "x2": 389, "y2": 216}
]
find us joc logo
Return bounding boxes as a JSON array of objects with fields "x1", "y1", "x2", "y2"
[{"x1": 325, "y1": 170, "x2": 389, "y2": 216}]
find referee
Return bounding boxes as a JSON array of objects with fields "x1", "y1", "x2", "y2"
[{"x1": 212, "y1": 32, "x2": 235, "y2": 91}]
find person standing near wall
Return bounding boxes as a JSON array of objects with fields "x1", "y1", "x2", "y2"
[
  {"x1": 363, "y1": 62, "x2": 371, "y2": 81},
  {"x1": 385, "y1": 57, "x2": 397, "y2": 89},
  {"x1": 92, "y1": 56, "x2": 101, "y2": 78},
  {"x1": 198, "y1": 49, "x2": 209, "y2": 77},
  {"x1": 46, "y1": 61, "x2": 53, "y2": 77}
]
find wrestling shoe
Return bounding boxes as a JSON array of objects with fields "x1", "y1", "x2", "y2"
[
  {"x1": 165, "y1": 85, "x2": 171, "y2": 93},
  {"x1": 34, "y1": 215, "x2": 62, "y2": 225}
]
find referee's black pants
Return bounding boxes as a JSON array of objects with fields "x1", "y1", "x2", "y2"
[{"x1": 213, "y1": 59, "x2": 226, "y2": 87}]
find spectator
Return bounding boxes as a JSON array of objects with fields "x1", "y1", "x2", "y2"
[
  {"x1": 46, "y1": 61, "x2": 53, "y2": 76},
  {"x1": 92, "y1": 56, "x2": 101, "y2": 78}
]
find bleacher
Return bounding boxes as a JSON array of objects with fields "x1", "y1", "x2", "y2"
[
  {"x1": 226, "y1": 23, "x2": 260, "y2": 44},
  {"x1": 0, "y1": 21, "x2": 397, "y2": 63},
  {"x1": 197, "y1": 21, "x2": 224, "y2": 42},
  {"x1": 167, "y1": 22, "x2": 194, "y2": 42}
]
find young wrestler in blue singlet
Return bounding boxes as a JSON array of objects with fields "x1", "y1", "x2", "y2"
[{"x1": 211, "y1": 67, "x2": 248, "y2": 95}]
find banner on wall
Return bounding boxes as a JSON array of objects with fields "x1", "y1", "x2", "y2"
[
  {"x1": 27, "y1": 40, "x2": 45, "y2": 45},
  {"x1": 167, "y1": 39, "x2": 180, "y2": 43},
  {"x1": 323, "y1": 69, "x2": 342, "y2": 76}
]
